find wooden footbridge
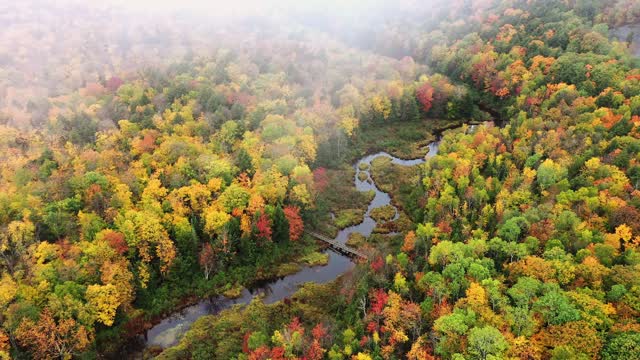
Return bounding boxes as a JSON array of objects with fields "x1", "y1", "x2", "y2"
[{"x1": 305, "y1": 231, "x2": 367, "y2": 260}]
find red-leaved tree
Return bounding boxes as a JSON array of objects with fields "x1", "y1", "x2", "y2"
[
  {"x1": 255, "y1": 212, "x2": 272, "y2": 242},
  {"x1": 283, "y1": 205, "x2": 304, "y2": 241},
  {"x1": 103, "y1": 230, "x2": 128, "y2": 255},
  {"x1": 370, "y1": 288, "x2": 389, "y2": 316},
  {"x1": 313, "y1": 167, "x2": 329, "y2": 193},
  {"x1": 416, "y1": 83, "x2": 434, "y2": 112}
]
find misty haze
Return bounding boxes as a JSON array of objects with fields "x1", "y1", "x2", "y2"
[{"x1": 1, "y1": 0, "x2": 640, "y2": 359}]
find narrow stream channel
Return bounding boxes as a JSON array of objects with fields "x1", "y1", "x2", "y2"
[{"x1": 142, "y1": 127, "x2": 464, "y2": 351}]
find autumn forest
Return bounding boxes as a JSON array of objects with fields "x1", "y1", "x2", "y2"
[{"x1": 1, "y1": 0, "x2": 640, "y2": 359}]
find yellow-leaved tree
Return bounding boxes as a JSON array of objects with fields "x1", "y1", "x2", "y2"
[{"x1": 86, "y1": 284, "x2": 120, "y2": 326}]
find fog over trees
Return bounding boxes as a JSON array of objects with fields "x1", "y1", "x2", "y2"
[{"x1": 1, "y1": 0, "x2": 640, "y2": 359}]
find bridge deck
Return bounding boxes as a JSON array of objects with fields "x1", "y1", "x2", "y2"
[{"x1": 305, "y1": 231, "x2": 367, "y2": 260}]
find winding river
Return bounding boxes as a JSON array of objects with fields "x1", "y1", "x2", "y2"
[{"x1": 141, "y1": 129, "x2": 458, "y2": 351}]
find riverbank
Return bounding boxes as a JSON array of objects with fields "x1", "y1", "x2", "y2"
[
  {"x1": 141, "y1": 250, "x2": 355, "y2": 356},
  {"x1": 120, "y1": 117, "x2": 473, "y2": 358},
  {"x1": 310, "y1": 118, "x2": 470, "y2": 237},
  {"x1": 353, "y1": 118, "x2": 466, "y2": 160},
  {"x1": 154, "y1": 280, "x2": 348, "y2": 359},
  {"x1": 106, "y1": 237, "x2": 331, "y2": 357},
  {"x1": 148, "y1": 118, "x2": 482, "y2": 357}
]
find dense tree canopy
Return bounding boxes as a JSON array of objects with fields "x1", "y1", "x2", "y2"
[{"x1": 0, "y1": 0, "x2": 640, "y2": 358}]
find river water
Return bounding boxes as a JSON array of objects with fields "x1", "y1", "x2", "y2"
[{"x1": 142, "y1": 133, "x2": 448, "y2": 351}]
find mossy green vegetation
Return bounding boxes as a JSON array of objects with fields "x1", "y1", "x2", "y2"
[
  {"x1": 346, "y1": 233, "x2": 367, "y2": 247},
  {"x1": 274, "y1": 263, "x2": 302, "y2": 277},
  {"x1": 370, "y1": 155, "x2": 426, "y2": 221},
  {"x1": 369, "y1": 205, "x2": 396, "y2": 222},
  {"x1": 334, "y1": 209, "x2": 366, "y2": 229},
  {"x1": 393, "y1": 212, "x2": 414, "y2": 233},
  {"x1": 354, "y1": 119, "x2": 444, "y2": 159},
  {"x1": 222, "y1": 284, "x2": 244, "y2": 299},
  {"x1": 299, "y1": 251, "x2": 329, "y2": 266},
  {"x1": 310, "y1": 167, "x2": 375, "y2": 236}
]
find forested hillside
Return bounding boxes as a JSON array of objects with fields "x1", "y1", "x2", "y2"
[{"x1": 0, "y1": 0, "x2": 640, "y2": 359}]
